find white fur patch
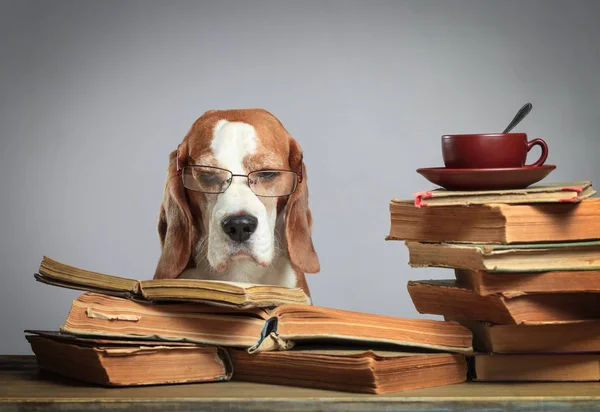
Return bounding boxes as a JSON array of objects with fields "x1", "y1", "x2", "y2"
[
  {"x1": 195, "y1": 120, "x2": 282, "y2": 284},
  {"x1": 180, "y1": 251, "x2": 297, "y2": 289},
  {"x1": 210, "y1": 120, "x2": 257, "y2": 175}
]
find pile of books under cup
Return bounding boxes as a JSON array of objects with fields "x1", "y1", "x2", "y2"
[
  {"x1": 26, "y1": 256, "x2": 473, "y2": 393},
  {"x1": 387, "y1": 181, "x2": 600, "y2": 382}
]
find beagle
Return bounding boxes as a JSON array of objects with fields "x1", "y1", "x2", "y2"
[{"x1": 153, "y1": 109, "x2": 320, "y2": 297}]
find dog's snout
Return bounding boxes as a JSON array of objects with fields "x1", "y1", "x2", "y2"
[{"x1": 221, "y1": 215, "x2": 258, "y2": 242}]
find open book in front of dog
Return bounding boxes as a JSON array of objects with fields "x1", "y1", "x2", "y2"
[{"x1": 35, "y1": 256, "x2": 310, "y2": 309}]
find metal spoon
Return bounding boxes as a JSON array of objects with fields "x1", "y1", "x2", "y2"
[{"x1": 502, "y1": 102, "x2": 533, "y2": 133}]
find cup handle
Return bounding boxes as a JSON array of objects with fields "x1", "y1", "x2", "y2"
[{"x1": 525, "y1": 138, "x2": 548, "y2": 167}]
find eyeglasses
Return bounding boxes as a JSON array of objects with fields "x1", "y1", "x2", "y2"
[
  {"x1": 179, "y1": 165, "x2": 300, "y2": 197},
  {"x1": 175, "y1": 144, "x2": 303, "y2": 197}
]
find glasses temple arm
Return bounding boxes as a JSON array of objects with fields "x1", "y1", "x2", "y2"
[
  {"x1": 296, "y1": 154, "x2": 304, "y2": 183},
  {"x1": 176, "y1": 144, "x2": 182, "y2": 175}
]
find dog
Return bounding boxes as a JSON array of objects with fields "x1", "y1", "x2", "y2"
[{"x1": 153, "y1": 109, "x2": 320, "y2": 298}]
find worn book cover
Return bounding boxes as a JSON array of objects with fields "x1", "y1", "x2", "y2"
[
  {"x1": 406, "y1": 240, "x2": 600, "y2": 272},
  {"x1": 408, "y1": 280, "x2": 600, "y2": 325},
  {"x1": 472, "y1": 353, "x2": 600, "y2": 382},
  {"x1": 25, "y1": 330, "x2": 233, "y2": 386},
  {"x1": 454, "y1": 268, "x2": 600, "y2": 296},
  {"x1": 448, "y1": 319, "x2": 600, "y2": 353},
  {"x1": 412, "y1": 181, "x2": 595, "y2": 207},
  {"x1": 228, "y1": 346, "x2": 467, "y2": 394},
  {"x1": 388, "y1": 198, "x2": 600, "y2": 244}
]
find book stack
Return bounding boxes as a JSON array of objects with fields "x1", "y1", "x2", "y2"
[
  {"x1": 26, "y1": 257, "x2": 473, "y2": 393},
  {"x1": 387, "y1": 181, "x2": 600, "y2": 382}
]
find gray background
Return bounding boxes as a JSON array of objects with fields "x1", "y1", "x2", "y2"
[{"x1": 1, "y1": 0, "x2": 599, "y2": 354}]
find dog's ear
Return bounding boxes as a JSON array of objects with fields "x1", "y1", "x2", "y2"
[
  {"x1": 154, "y1": 144, "x2": 195, "y2": 279},
  {"x1": 285, "y1": 138, "x2": 320, "y2": 274}
]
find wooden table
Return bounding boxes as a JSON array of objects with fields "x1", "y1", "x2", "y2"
[{"x1": 1, "y1": 355, "x2": 599, "y2": 411}]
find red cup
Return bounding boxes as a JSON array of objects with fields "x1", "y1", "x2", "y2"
[{"x1": 441, "y1": 133, "x2": 548, "y2": 169}]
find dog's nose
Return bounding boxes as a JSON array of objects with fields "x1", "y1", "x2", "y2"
[{"x1": 221, "y1": 215, "x2": 258, "y2": 242}]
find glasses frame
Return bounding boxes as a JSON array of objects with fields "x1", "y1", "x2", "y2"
[{"x1": 176, "y1": 145, "x2": 303, "y2": 197}]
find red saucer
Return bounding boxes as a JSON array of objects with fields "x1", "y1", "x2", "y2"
[{"x1": 416, "y1": 165, "x2": 557, "y2": 191}]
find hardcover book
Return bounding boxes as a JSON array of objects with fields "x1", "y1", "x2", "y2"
[
  {"x1": 25, "y1": 330, "x2": 232, "y2": 386},
  {"x1": 454, "y1": 268, "x2": 600, "y2": 296},
  {"x1": 388, "y1": 198, "x2": 600, "y2": 244},
  {"x1": 228, "y1": 347, "x2": 467, "y2": 394},
  {"x1": 412, "y1": 181, "x2": 595, "y2": 207},
  {"x1": 405, "y1": 240, "x2": 600, "y2": 272},
  {"x1": 472, "y1": 353, "x2": 600, "y2": 382},
  {"x1": 407, "y1": 280, "x2": 600, "y2": 325},
  {"x1": 450, "y1": 319, "x2": 600, "y2": 353}
]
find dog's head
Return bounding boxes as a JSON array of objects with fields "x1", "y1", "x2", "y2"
[{"x1": 154, "y1": 109, "x2": 320, "y2": 282}]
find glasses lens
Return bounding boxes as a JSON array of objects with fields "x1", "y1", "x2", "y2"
[
  {"x1": 183, "y1": 166, "x2": 232, "y2": 193},
  {"x1": 248, "y1": 170, "x2": 297, "y2": 197}
]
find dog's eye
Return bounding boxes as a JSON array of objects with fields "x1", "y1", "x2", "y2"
[
  {"x1": 254, "y1": 171, "x2": 280, "y2": 181},
  {"x1": 183, "y1": 166, "x2": 232, "y2": 193},
  {"x1": 199, "y1": 172, "x2": 222, "y2": 186},
  {"x1": 248, "y1": 170, "x2": 296, "y2": 196}
]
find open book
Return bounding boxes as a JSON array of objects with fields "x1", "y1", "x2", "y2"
[
  {"x1": 35, "y1": 256, "x2": 310, "y2": 308},
  {"x1": 60, "y1": 292, "x2": 473, "y2": 354}
]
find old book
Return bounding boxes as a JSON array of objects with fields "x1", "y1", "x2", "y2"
[
  {"x1": 60, "y1": 292, "x2": 473, "y2": 353},
  {"x1": 407, "y1": 280, "x2": 600, "y2": 325},
  {"x1": 449, "y1": 319, "x2": 600, "y2": 353},
  {"x1": 228, "y1": 347, "x2": 467, "y2": 394},
  {"x1": 24, "y1": 330, "x2": 203, "y2": 348},
  {"x1": 35, "y1": 256, "x2": 310, "y2": 308},
  {"x1": 387, "y1": 198, "x2": 600, "y2": 244},
  {"x1": 413, "y1": 181, "x2": 595, "y2": 207},
  {"x1": 472, "y1": 353, "x2": 600, "y2": 382},
  {"x1": 406, "y1": 240, "x2": 600, "y2": 272},
  {"x1": 455, "y1": 269, "x2": 600, "y2": 296},
  {"x1": 25, "y1": 331, "x2": 232, "y2": 386}
]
